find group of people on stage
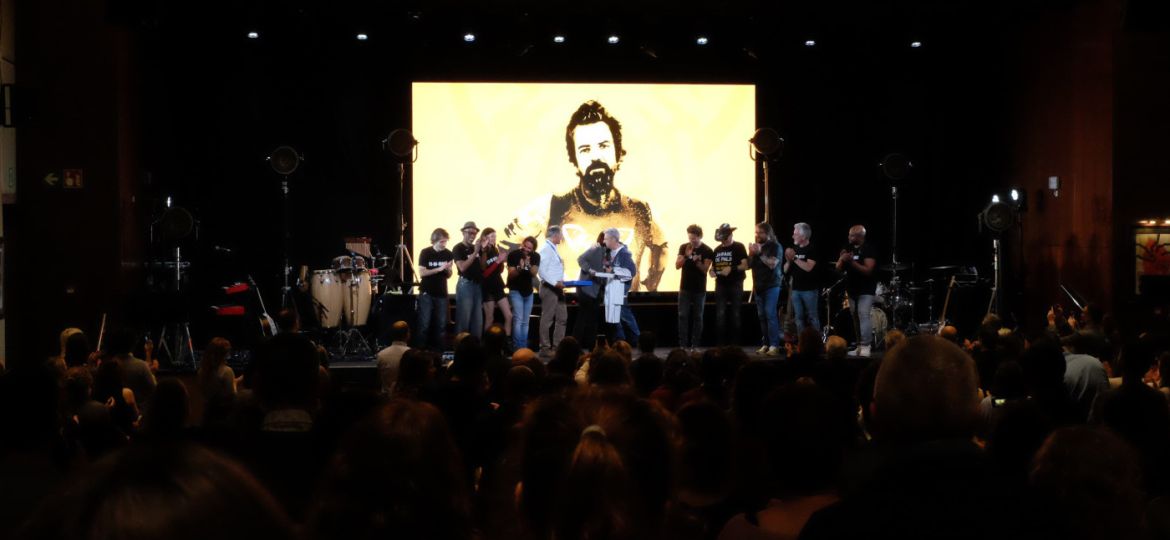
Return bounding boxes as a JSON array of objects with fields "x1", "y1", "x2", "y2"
[{"x1": 414, "y1": 217, "x2": 880, "y2": 357}]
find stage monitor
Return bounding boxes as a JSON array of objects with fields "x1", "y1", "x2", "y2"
[{"x1": 412, "y1": 82, "x2": 757, "y2": 293}]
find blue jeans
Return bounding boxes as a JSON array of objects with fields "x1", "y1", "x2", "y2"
[
  {"x1": 455, "y1": 278, "x2": 483, "y2": 337},
  {"x1": 754, "y1": 286, "x2": 782, "y2": 347},
  {"x1": 613, "y1": 305, "x2": 641, "y2": 347},
  {"x1": 678, "y1": 291, "x2": 706, "y2": 348},
  {"x1": 849, "y1": 294, "x2": 875, "y2": 346},
  {"x1": 508, "y1": 291, "x2": 535, "y2": 350},
  {"x1": 416, "y1": 293, "x2": 449, "y2": 349},
  {"x1": 791, "y1": 289, "x2": 822, "y2": 334}
]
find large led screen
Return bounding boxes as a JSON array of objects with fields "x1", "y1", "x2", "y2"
[{"x1": 412, "y1": 82, "x2": 756, "y2": 293}]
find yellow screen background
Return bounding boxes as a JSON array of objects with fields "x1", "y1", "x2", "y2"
[{"x1": 412, "y1": 82, "x2": 757, "y2": 293}]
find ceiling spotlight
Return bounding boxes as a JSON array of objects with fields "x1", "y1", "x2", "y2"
[
  {"x1": 910, "y1": 41, "x2": 923, "y2": 48},
  {"x1": 804, "y1": 39, "x2": 816, "y2": 47},
  {"x1": 1010, "y1": 189, "x2": 1020, "y2": 201},
  {"x1": 607, "y1": 35, "x2": 620, "y2": 44},
  {"x1": 991, "y1": 194, "x2": 1000, "y2": 203},
  {"x1": 356, "y1": 33, "x2": 369, "y2": 41},
  {"x1": 696, "y1": 36, "x2": 709, "y2": 45},
  {"x1": 246, "y1": 31, "x2": 260, "y2": 39},
  {"x1": 464, "y1": 33, "x2": 476, "y2": 43},
  {"x1": 553, "y1": 35, "x2": 565, "y2": 43}
]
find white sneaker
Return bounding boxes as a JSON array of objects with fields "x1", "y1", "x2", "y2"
[
  {"x1": 765, "y1": 346, "x2": 781, "y2": 356},
  {"x1": 859, "y1": 345, "x2": 871, "y2": 357},
  {"x1": 756, "y1": 345, "x2": 769, "y2": 354}
]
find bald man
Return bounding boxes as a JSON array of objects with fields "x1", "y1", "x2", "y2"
[
  {"x1": 376, "y1": 321, "x2": 412, "y2": 395},
  {"x1": 836, "y1": 225, "x2": 878, "y2": 356}
]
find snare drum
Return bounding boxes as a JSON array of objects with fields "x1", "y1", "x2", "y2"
[
  {"x1": 311, "y1": 270, "x2": 344, "y2": 328},
  {"x1": 341, "y1": 270, "x2": 373, "y2": 326}
]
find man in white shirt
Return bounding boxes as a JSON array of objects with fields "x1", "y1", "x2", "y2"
[
  {"x1": 376, "y1": 321, "x2": 411, "y2": 395},
  {"x1": 538, "y1": 226, "x2": 567, "y2": 356}
]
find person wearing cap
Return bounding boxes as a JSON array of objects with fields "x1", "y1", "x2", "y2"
[
  {"x1": 452, "y1": 221, "x2": 486, "y2": 336},
  {"x1": 711, "y1": 223, "x2": 749, "y2": 346}
]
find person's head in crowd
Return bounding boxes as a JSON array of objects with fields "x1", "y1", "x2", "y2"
[
  {"x1": 449, "y1": 335, "x2": 487, "y2": 384},
  {"x1": 511, "y1": 347, "x2": 547, "y2": 381},
  {"x1": 64, "y1": 366, "x2": 95, "y2": 411},
  {"x1": 275, "y1": 308, "x2": 299, "y2": 334},
  {"x1": 519, "y1": 391, "x2": 674, "y2": 540},
  {"x1": 797, "y1": 326, "x2": 824, "y2": 356},
  {"x1": 720, "y1": 346, "x2": 750, "y2": 375},
  {"x1": 62, "y1": 329, "x2": 91, "y2": 368},
  {"x1": 1029, "y1": 427, "x2": 1145, "y2": 540},
  {"x1": 883, "y1": 329, "x2": 907, "y2": 352},
  {"x1": 484, "y1": 324, "x2": 508, "y2": 355},
  {"x1": 872, "y1": 335, "x2": 979, "y2": 443},
  {"x1": 1116, "y1": 341, "x2": 1154, "y2": 386},
  {"x1": 762, "y1": 383, "x2": 855, "y2": 496},
  {"x1": 453, "y1": 331, "x2": 472, "y2": 349},
  {"x1": 731, "y1": 360, "x2": 780, "y2": 430},
  {"x1": 612, "y1": 340, "x2": 634, "y2": 363},
  {"x1": 977, "y1": 319, "x2": 1001, "y2": 351},
  {"x1": 309, "y1": 400, "x2": 471, "y2": 540},
  {"x1": 631, "y1": 355, "x2": 664, "y2": 397},
  {"x1": 504, "y1": 366, "x2": 539, "y2": 404},
  {"x1": 251, "y1": 333, "x2": 320, "y2": 412},
  {"x1": 0, "y1": 364, "x2": 60, "y2": 453},
  {"x1": 102, "y1": 328, "x2": 136, "y2": 358},
  {"x1": 1021, "y1": 336, "x2": 1068, "y2": 394},
  {"x1": 939, "y1": 325, "x2": 960, "y2": 343},
  {"x1": 825, "y1": 336, "x2": 848, "y2": 361},
  {"x1": 1082, "y1": 303, "x2": 1106, "y2": 328},
  {"x1": 199, "y1": 337, "x2": 232, "y2": 384},
  {"x1": 143, "y1": 378, "x2": 190, "y2": 439},
  {"x1": 390, "y1": 320, "x2": 411, "y2": 344},
  {"x1": 638, "y1": 331, "x2": 657, "y2": 355},
  {"x1": 676, "y1": 401, "x2": 735, "y2": 501},
  {"x1": 990, "y1": 360, "x2": 1028, "y2": 400},
  {"x1": 588, "y1": 351, "x2": 631, "y2": 388},
  {"x1": 22, "y1": 443, "x2": 295, "y2": 540},
  {"x1": 662, "y1": 349, "x2": 700, "y2": 392},
  {"x1": 395, "y1": 350, "x2": 437, "y2": 400},
  {"x1": 548, "y1": 337, "x2": 583, "y2": 377}
]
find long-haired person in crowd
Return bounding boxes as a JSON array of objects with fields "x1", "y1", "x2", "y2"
[
  {"x1": 479, "y1": 227, "x2": 514, "y2": 345},
  {"x1": 508, "y1": 235, "x2": 542, "y2": 351},
  {"x1": 518, "y1": 390, "x2": 675, "y2": 540},
  {"x1": 308, "y1": 399, "x2": 473, "y2": 540},
  {"x1": 198, "y1": 337, "x2": 236, "y2": 426},
  {"x1": 749, "y1": 222, "x2": 783, "y2": 356},
  {"x1": 677, "y1": 224, "x2": 714, "y2": 351},
  {"x1": 417, "y1": 227, "x2": 455, "y2": 349}
]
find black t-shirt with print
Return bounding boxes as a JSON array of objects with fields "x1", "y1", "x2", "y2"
[
  {"x1": 845, "y1": 242, "x2": 879, "y2": 296},
  {"x1": 677, "y1": 243, "x2": 715, "y2": 293},
  {"x1": 451, "y1": 242, "x2": 482, "y2": 283},
  {"x1": 789, "y1": 242, "x2": 818, "y2": 291},
  {"x1": 751, "y1": 240, "x2": 783, "y2": 290},
  {"x1": 506, "y1": 249, "x2": 541, "y2": 297},
  {"x1": 418, "y1": 247, "x2": 455, "y2": 297},
  {"x1": 712, "y1": 242, "x2": 748, "y2": 286}
]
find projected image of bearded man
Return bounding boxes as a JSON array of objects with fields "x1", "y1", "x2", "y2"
[{"x1": 548, "y1": 101, "x2": 667, "y2": 291}]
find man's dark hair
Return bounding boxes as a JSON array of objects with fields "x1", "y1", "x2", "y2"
[
  {"x1": 686, "y1": 224, "x2": 703, "y2": 238},
  {"x1": 565, "y1": 100, "x2": 625, "y2": 166},
  {"x1": 523, "y1": 236, "x2": 538, "y2": 249}
]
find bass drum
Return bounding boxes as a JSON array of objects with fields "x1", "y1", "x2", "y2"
[
  {"x1": 311, "y1": 270, "x2": 344, "y2": 329},
  {"x1": 341, "y1": 270, "x2": 373, "y2": 326},
  {"x1": 871, "y1": 306, "x2": 890, "y2": 348}
]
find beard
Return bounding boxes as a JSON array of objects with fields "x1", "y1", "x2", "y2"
[{"x1": 579, "y1": 161, "x2": 616, "y2": 204}]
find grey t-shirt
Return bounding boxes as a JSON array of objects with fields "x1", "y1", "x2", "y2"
[{"x1": 119, "y1": 355, "x2": 157, "y2": 407}]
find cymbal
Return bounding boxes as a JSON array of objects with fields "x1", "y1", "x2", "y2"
[
  {"x1": 879, "y1": 263, "x2": 912, "y2": 272},
  {"x1": 928, "y1": 265, "x2": 961, "y2": 272}
]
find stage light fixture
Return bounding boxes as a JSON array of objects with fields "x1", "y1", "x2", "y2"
[
  {"x1": 356, "y1": 33, "x2": 369, "y2": 41},
  {"x1": 553, "y1": 35, "x2": 565, "y2": 43},
  {"x1": 608, "y1": 35, "x2": 620, "y2": 44},
  {"x1": 464, "y1": 33, "x2": 476, "y2": 43},
  {"x1": 804, "y1": 39, "x2": 816, "y2": 47},
  {"x1": 879, "y1": 153, "x2": 913, "y2": 181},
  {"x1": 910, "y1": 41, "x2": 923, "y2": 48},
  {"x1": 991, "y1": 194, "x2": 1000, "y2": 203},
  {"x1": 1010, "y1": 189, "x2": 1019, "y2": 201},
  {"x1": 383, "y1": 129, "x2": 419, "y2": 162},
  {"x1": 696, "y1": 36, "x2": 709, "y2": 45},
  {"x1": 247, "y1": 31, "x2": 260, "y2": 39},
  {"x1": 268, "y1": 146, "x2": 303, "y2": 176}
]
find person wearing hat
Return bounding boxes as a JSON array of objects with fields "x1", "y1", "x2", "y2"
[
  {"x1": 711, "y1": 223, "x2": 749, "y2": 346},
  {"x1": 452, "y1": 221, "x2": 486, "y2": 336}
]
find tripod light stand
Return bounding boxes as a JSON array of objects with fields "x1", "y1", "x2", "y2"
[
  {"x1": 267, "y1": 145, "x2": 303, "y2": 310},
  {"x1": 382, "y1": 129, "x2": 419, "y2": 292}
]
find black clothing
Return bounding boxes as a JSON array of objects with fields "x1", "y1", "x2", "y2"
[
  {"x1": 678, "y1": 242, "x2": 715, "y2": 292},
  {"x1": 844, "y1": 242, "x2": 878, "y2": 296},
  {"x1": 452, "y1": 242, "x2": 482, "y2": 283},
  {"x1": 713, "y1": 242, "x2": 748, "y2": 286},
  {"x1": 506, "y1": 249, "x2": 541, "y2": 297},
  {"x1": 480, "y1": 247, "x2": 506, "y2": 302},
  {"x1": 789, "y1": 242, "x2": 818, "y2": 291},
  {"x1": 750, "y1": 240, "x2": 782, "y2": 290},
  {"x1": 418, "y1": 247, "x2": 454, "y2": 297}
]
